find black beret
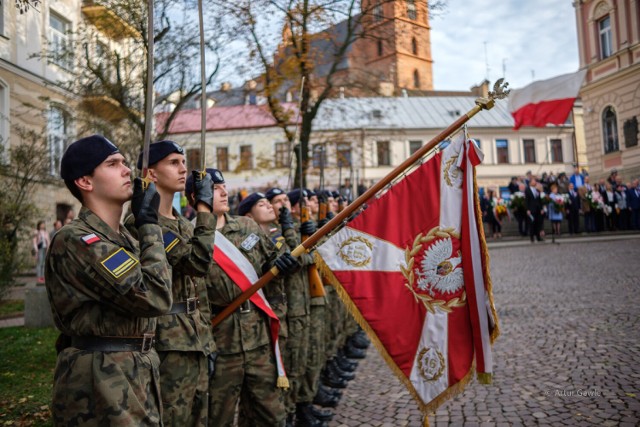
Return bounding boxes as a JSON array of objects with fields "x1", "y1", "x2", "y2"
[
  {"x1": 305, "y1": 188, "x2": 317, "y2": 198},
  {"x1": 185, "y1": 168, "x2": 225, "y2": 195},
  {"x1": 237, "y1": 192, "x2": 266, "y2": 216},
  {"x1": 287, "y1": 188, "x2": 308, "y2": 207},
  {"x1": 136, "y1": 140, "x2": 184, "y2": 169},
  {"x1": 265, "y1": 187, "x2": 285, "y2": 201},
  {"x1": 60, "y1": 134, "x2": 120, "y2": 181},
  {"x1": 331, "y1": 191, "x2": 340, "y2": 199}
]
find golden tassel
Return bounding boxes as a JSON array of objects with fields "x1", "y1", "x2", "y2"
[
  {"x1": 277, "y1": 376, "x2": 290, "y2": 389},
  {"x1": 423, "y1": 415, "x2": 430, "y2": 426},
  {"x1": 477, "y1": 372, "x2": 492, "y2": 384}
]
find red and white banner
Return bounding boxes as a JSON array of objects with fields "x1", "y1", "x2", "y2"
[
  {"x1": 316, "y1": 132, "x2": 499, "y2": 414},
  {"x1": 213, "y1": 231, "x2": 289, "y2": 389},
  {"x1": 508, "y1": 69, "x2": 587, "y2": 130}
]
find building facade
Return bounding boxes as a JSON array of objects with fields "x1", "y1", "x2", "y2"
[
  {"x1": 574, "y1": 0, "x2": 640, "y2": 182},
  {"x1": 163, "y1": 97, "x2": 580, "y2": 196}
]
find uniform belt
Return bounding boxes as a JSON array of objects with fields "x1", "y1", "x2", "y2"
[
  {"x1": 70, "y1": 334, "x2": 155, "y2": 353},
  {"x1": 168, "y1": 297, "x2": 199, "y2": 315},
  {"x1": 210, "y1": 300, "x2": 254, "y2": 316}
]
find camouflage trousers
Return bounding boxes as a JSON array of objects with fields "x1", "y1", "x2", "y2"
[
  {"x1": 208, "y1": 344, "x2": 286, "y2": 427},
  {"x1": 298, "y1": 300, "x2": 326, "y2": 403},
  {"x1": 52, "y1": 348, "x2": 162, "y2": 426},
  {"x1": 158, "y1": 351, "x2": 208, "y2": 427},
  {"x1": 324, "y1": 285, "x2": 346, "y2": 360},
  {"x1": 283, "y1": 314, "x2": 310, "y2": 413}
]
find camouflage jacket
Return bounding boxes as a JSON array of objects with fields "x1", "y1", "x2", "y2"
[
  {"x1": 46, "y1": 206, "x2": 172, "y2": 337},
  {"x1": 271, "y1": 222, "x2": 310, "y2": 318},
  {"x1": 293, "y1": 217, "x2": 325, "y2": 307},
  {"x1": 125, "y1": 210, "x2": 216, "y2": 354},
  {"x1": 206, "y1": 214, "x2": 283, "y2": 354}
]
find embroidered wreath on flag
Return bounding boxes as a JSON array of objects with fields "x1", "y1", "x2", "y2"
[{"x1": 401, "y1": 226, "x2": 467, "y2": 314}]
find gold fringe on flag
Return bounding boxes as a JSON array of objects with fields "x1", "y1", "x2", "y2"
[
  {"x1": 314, "y1": 252, "x2": 476, "y2": 418},
  {"x1": 277, "y1": 376, "x2": 290, "y2": 389}
]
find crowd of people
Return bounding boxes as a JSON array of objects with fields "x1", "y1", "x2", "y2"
[
  {"x1": 42, "y1": 135, "x2": 369, "y2": 427},
  {"x1": 481, "y1": 165, "x2": 640, "y2": 241}
]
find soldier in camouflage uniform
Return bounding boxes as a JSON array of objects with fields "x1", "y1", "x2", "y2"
[
  {"x1": 45, "y1": 135, "x2": 172, "y2": 426},
  {"x1": 196, "y1": 171, "x2": 300, "y2": 427},
  {"x1": 124, "y1": 141, "x2": 216, "y2": 427}
]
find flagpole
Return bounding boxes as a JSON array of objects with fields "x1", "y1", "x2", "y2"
[{"x1": 211, "y1": 79, "x2": 510, "y2": 328}]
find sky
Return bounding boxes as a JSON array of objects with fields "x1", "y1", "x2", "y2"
[{"x1": 429, "y1": 0, "x2": 580, "y2": 91}]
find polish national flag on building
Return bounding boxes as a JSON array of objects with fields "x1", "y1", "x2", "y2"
[
  {"x1": 509, "y1": 69, "x2": 587, "y2": 130},
  {"x1": 316, "y1": 131, "x2": 499, "y2": 418}
]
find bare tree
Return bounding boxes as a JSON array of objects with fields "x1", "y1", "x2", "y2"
[
  {"x1": 213, "y1": 0, "x2": 446, "y2": 188},
  {"x1": 40, "y1": 0, "x2": 223, "y2": 160}
]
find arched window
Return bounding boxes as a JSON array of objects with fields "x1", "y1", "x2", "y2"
[
  {"x1": 377, "y1": 39, "x2": 383, "y2": 56},
  {"x1": 413, "y1": 69, "x2": 420, "y2": 88},
  {"x1": 602, "y1": 106, "x2": 618, "y2": 153},
  {"x1": 48, "y1": 105, "x2": 72, "y2": 176},
  {"x1": 411, "y1": 37, "x2": 418, "y2": 55},
  {"x1": 407, "y1": 0, "x2": 417, "y2": 20}
]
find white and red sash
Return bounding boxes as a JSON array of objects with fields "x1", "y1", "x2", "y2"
[{"x1": 213, "y1": 230, "x2": 288, "y2": 389}]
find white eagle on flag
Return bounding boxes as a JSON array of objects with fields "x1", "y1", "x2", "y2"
[{"x1": 416, "y1": 238, "x2": 463, "y2": 296}]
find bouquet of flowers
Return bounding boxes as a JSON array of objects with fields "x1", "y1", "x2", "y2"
[
  {"x1": 551, "y1": 193, "x2": 569, "y2": 210},
  {"x1": 495, "y1": 199, "x2": 510, "y2": 220},
  {"x1": 540, "y1": 192, "x2": 550, "y2": 206},
  {"x1": 508, "y1": 192, "x2": 525, "y2": 211},
  {"x1": 586, "y1": 190, "x2": 603, "y2": 210}
]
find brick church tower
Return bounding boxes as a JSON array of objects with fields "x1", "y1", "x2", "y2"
[{"x1": 356, "y1": 0, "x2": 434, "y2": 93}]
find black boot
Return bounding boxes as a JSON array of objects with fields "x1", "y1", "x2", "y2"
[
  {"x1": 313, "y1": 387, "x2": 340, "y2": 408},
  {"x1": 327, "y1": 358, "x2": 356, "y2": 381},
  {"x1": 343, "y1": 340, "x2": 367, "y2": 359},
  {"x1": 319, "y1": 383, "x2": 343, "y2": 399},
  {"x1": 309, "y1": 405, "x2": 334, "y2": 422},
  {"x1": 336, "y1": 349, "x2": 359, "y2": 370},
  {"x1": 295, "y1": 403, "x2": 323, "y2": 427},
  {"x1": 349, "y1": 331, "x2": 371, "y2": 349},
  {"x1": 321, "y1": 368, "x2": 348, "y2": 389}
]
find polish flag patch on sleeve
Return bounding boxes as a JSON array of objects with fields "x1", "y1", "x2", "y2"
[{"x1": 82, "y1": 233, "x2": 101, "y2": 245}]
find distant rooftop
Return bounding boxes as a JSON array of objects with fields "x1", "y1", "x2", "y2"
[{"x1": 159, "y1": 96, "x2": 517, "y2": 135}]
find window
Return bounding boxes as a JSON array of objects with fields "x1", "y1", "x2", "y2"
[
  {"x1": 312, "y1": 144, "x2": 327, "y2": 168},
  {"x1": 0, "y1": 1, "x2": 5, "y2": 37},
  {"x1": 373, "y1": 1, "x2": 383, "y2": 22},
  {"x1": 377, "y1": 141, "x2": 390, "y2": 166},
  {"x1": 216, "y1": 147, "x2": 229, "y2": 172},
  {"x1": 0, "y1": 80, "x2": 8, "y2": 162},
  {"x1": 377, "y1": 40, "x2": 383, "y2": 57},
  {"x1": 523, "y1": 139, "x2": 536, "y2": 163},
  {"x1": 602, "y1": 106, "x2": 618, "y2": 153},
  {"x1": 49, "y1": 12, "x2": 72, "y2": 69},
  {"x1": 186, "y1": 148, "x2": 201, "y2": 172},
  {"x1": 550, "y1": 139, "x2": 563, "y2": 163},
  {"x1": 336, "y1": 143, "x2": 351, "y2": 167},
  {"x1": 413, "y1": 69, "x2": 420, "y2": 88},
  {"x1": 598, "y1": 15, "x2": 612, "y2": 59},
  {"x1": 275, "y1": 142, "x2": 289, "y2": 168},
  {"x1": 239, "y1": 145, "x2": 253, "y2": 170},
  {"x1": 48, "y1": 106, "x2": 71, "y2": 176},
  {"x1": 407, "y1": 0, "x2": 417, "y2": 20},
  {"x1": 409, "y1": 140, "x2": 422, "y2": 155},
  {"x1": 495, "y1": 139, "x2": 509, "y2": 164},
  {"x1": 411, "y1": 38, "x2": 418, "y2": 55}
]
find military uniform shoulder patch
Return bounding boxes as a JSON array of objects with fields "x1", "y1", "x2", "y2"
[
  {"x1": 270, "y1": 232, "x2": 285, "y2": 249},
  {"x1": 162, "y1": 230, "x2": 180, "y2": 253},
  {"x1": 240, "y1": 233, "x2": 260, "y2": 251},
  {"x1": 82, "y1": 233, "x2": 101, "y2": 245},
  {"x1": 101, "y1": 248, "x2": 139, "y2": 278}
]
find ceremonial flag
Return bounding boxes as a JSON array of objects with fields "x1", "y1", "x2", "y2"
[
  {"x1": 316, "y1": 131, "x2": 499, "y2": 418},
  {"x1": 509, "y1": 69, "x2": 587, "y2": 130}
]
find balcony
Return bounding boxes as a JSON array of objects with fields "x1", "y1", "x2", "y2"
[
  {"x1": 82, "y1": 1, "x2": 140, "y2": 40},
  {"x1": 79, "y1": 95, "x2": 128, "y2": 122}
]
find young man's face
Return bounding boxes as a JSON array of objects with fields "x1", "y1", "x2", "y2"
[
  {"x1": 270, "y1": 194, "x2": 291, "y2": 219},
  {"x1": 308, "y1": 195, "x2": 319, "y2": 214},
  {"x1": 328, "y1": 196, "x2": 338, "y2": 213},
  {"x1": 149, "y1": 153, "x2": 187, "y2": 194},
  {"x1": 90, "y1": 153, "x2": 132, "y2": 203},
  {"x1": 247, "y1": 198, "x2": 276, "y2": 224},
  {"x1": 213, "y1": 183, "x2": 229, "y2": 215}
]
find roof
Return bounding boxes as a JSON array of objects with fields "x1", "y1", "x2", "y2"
[{"x1": 159, "y1": 96, "x2": 517, "y2": 135}]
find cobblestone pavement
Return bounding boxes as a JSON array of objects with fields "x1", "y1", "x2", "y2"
[{"x1": 329, "y1": 238, "x2": 640, "y2": 426}]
